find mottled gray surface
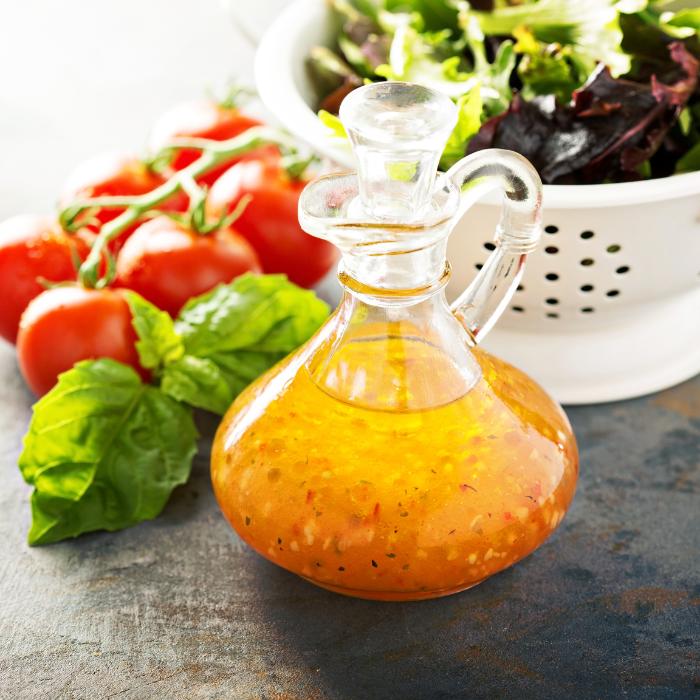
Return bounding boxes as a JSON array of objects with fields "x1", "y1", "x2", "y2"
[{"x1": 0, "y1": 338, "x2": 698, "y2": 700}]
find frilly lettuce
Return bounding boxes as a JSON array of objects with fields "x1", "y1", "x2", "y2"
[{"x1": 311, "y1": 0, "x2": 700, "y2": 180}]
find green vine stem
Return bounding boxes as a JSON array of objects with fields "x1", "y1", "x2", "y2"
[{"x1": 59, "y1": 126, "x2": 299, "y2": 288}]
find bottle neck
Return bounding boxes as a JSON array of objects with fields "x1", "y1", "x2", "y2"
[
  {"x1": 337, "y1": 238, "x2": 450, "y2": 306},
  {"x1": 307, "y1": 283, "x2": 482, "y2": 411}
]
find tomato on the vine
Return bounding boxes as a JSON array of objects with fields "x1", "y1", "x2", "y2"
[
  {"x1": 206, "y1": 158, "x2": 337, "y2": 288},
  {"x1": 0, "y1": 215, "x2": 90, "y2": 344},
  {"x1": 148, "y1": 99, "x2": 277, "y2": 186},
  {"x1": 115, "y1": 215, "x2": 261, "y2": 317},
  {"x1": 59, "y1": 152, "x2": 186, "y2": 252},
  {"x1": 17, "y1": 286, "x2": 144, "y2": 396}
]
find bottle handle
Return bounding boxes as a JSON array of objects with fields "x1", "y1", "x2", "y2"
[{"x1": 446, "y1": 148, "x2": 543, "y2": 345}]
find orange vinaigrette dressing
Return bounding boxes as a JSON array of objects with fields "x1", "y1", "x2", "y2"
[{"x1": 212, "y1": 331, "x2": 578, "y2": 601}]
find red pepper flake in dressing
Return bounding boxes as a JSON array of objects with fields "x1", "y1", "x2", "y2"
[
  {"x1": 371, "y1": 560, "x2": 378, "y2": 568},
  {"x1": 373, "y1": 502, "x2": 381, "y2": 518},
  {"x1": 459, "y1": 483, "x2": 477, "y2": 493},
  {"x1": 306, "y1": 489, "x2": 315, "y2": 504}
]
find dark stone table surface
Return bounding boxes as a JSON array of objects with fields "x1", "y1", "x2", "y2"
[{"x1": 0, "y1": 339, "x2": 698, "y2": 700}]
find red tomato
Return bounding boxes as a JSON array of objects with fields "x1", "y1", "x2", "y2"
[
  {"x1": 17, "y1": 286, "x2": 144, "y2": 396},
  {"x1": 59, "y1": 152, "x2": 186, "y2": 252},
  {"x1": 205, "y1": 159, "x2": 337, "y2": 288},
  {"x1": 115, "y1": 215, "x2": 261, "y2": 317},
  {"x1": 0, "y1": 215, "x2": 90, "y2": 344},
  {"x1": 148, "y1": 100, "x2": 277, "y2": 186}
]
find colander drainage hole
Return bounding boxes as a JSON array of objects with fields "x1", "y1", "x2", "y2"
[
  {"x1": 475, "y1": 263, "x2": 483, "y2": 270},
  {"x1": 606, "y1": 244, "x2": 621, "y2": 253},
  {"x1": 616, "y1": 266, "x2": 630, "y2": 274},
  {"x1": 512, "y1": 305, "x2": 525, "y2": 313},
  {"x1": 545, "y1": 246, "x2": 559, "y2": 254},
  {"x1": 545, "y1": 272, "x2": 559, "y2": 281},
  {"x1": 580, "y1": 230, "x2": 594, "y2": 240},
  {"x1": 545, "y1": 298, "x2": 559, "y2": 305},
  {"x1": 606, "y1": 289, "x2": 620, "y2": 297},
  {"x1": 581, "y1": 307, "x2": 595, "y2": 313},
  {"x1": 517, "y1": 284, "x2": 525, "y2": 292},
  {"x1": 580, "y1": 284, "x2": 594, "y2": 292},
  {"x1": 545, "y1": 225, "x2": 559, "y2": 234},
  {"x1": 483, "y1": 242, "x2": 496, "y2": 251},
  {"x1": 580, "y1": 258, "x2": 595, "y2": 266},
  {"x1": 546, "y1": 312, "x2": 559, "y2": 319}
]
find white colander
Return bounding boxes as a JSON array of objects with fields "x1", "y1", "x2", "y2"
[{"x1": 255, "y1": 0, "x2": 700, "y2": 404}]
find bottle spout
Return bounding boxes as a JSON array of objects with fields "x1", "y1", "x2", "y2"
[{"x1": 340, "y1": 82, "x2": 457, "y2": 222}]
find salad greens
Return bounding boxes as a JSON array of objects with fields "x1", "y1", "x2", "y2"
[
  {"x1": 309, "y1": 0, "x2": 700, "y2": 182},
  {"x1": 19, "y1": 275, "x2": 329, "y2": 545}
]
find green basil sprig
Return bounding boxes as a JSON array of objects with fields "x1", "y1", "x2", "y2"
[
  {"x1": 19, "y1": 274, "x2": 329, "y2": 545},
  {"x1": 162, "y1": 274, "x2": 329, "y2": 414},
  {"x1": 19, "y1": 359, "x2": 197, "y2": 546}
]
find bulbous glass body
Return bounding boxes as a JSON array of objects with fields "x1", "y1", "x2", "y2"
[
  {"x1": 211, "y1": 294, "x2": 578, "y2": 601},
  {"x1": 212, "y1": 81, "x2": 578, "y2": 600}
]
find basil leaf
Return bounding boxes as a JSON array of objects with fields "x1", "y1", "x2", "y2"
[
  {"x1": 205, "y1": 349, "x2": 283, "y2": 395},
  {"x1": 125, "y1": 291, "x2": 184, "y2": 372},
  {"x1": 19, "y1": 359, "x2": 197, "y2": 546},
  {"x1": 161, "y1": 274, "x2": 328, "y2": 414},
  {"x1": 160, "y1": 355, "x2": 234, "y2": 415},
  {"x1": 176, "y1": 274, "x2": 329, "y2": 355}
]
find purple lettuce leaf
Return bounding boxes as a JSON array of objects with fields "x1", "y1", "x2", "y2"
[{"x1": 468, "y1": 42, "x2": 699, "y2": 183}]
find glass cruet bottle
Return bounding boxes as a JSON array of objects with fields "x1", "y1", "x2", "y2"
[{"x1": 211, "y1": 82, "x2": 579, "y2": 601}]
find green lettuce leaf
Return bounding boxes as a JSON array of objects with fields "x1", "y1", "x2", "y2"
[
  {"x1": 660, "y1": 8, "x2": 700, "y2": 38},
  {"x1": 513, "y1": 26, "x2": 588, "y2": 102},
  {"x1": 384, "y1": 0, "x2": 459, "y2": 34},
  {"x1": 318, "y1": 109, "x2": 348, "y2": 139},
  {"x1": 675, "y1": 141, "x2": 700, "y2": 173},
  {"x1": 467, "y1": 0, "x2": 632, "y2": 77},
  {"x1": 462, "y1": 16, "x2": 516, "y2": 115},
  {"x1": 440, "y1": 86, "x2": 483, "y2": 169},
  {"x1": 19, "y1": 359, "x2": 197, "y2": 545}
]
